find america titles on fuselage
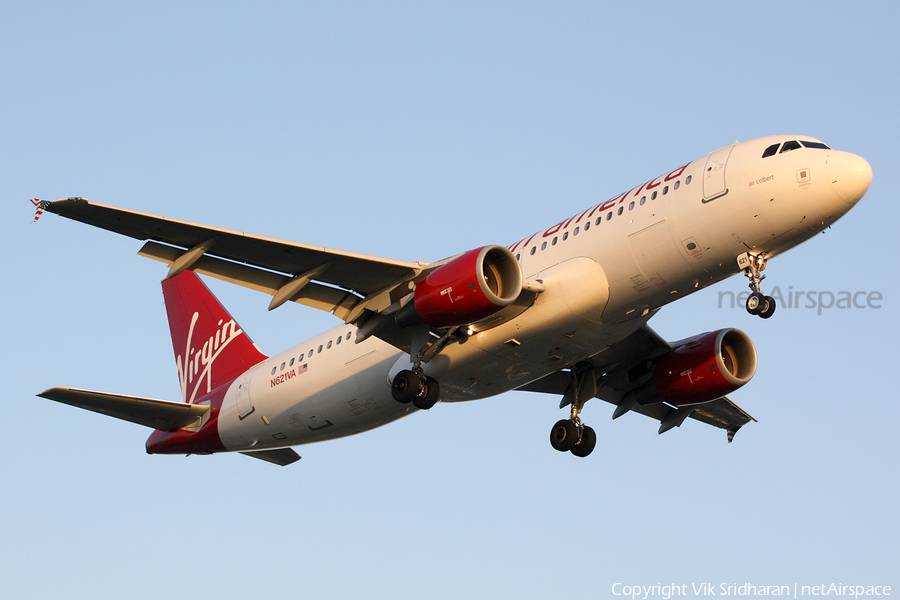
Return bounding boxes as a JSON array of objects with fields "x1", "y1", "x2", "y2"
[{"x1": 508, "y1": 163, "x2": 690, "y2": 254}]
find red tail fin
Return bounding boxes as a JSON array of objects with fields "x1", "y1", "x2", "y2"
[{"x1": 162, "y1": 271, "x2": 268, "y2": 404}]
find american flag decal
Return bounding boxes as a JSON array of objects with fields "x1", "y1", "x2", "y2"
[{"x1": 30, "y1": 198, "x2": 50, "y2": 222}]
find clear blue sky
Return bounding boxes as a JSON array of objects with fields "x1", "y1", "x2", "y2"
[{"x1": 2, "y1": 2, "x2": 897, "y2": 598}]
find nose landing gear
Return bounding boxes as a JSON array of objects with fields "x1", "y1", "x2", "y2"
[{"x1": 738, "y1": 252, "x2": 776, "y2": 319}]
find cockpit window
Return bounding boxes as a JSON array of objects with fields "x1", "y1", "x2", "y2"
[
  {"x1": 801, "y1": 140, "x2": 831, "y2": 150},
  {"x1": 762, "y1": 143, "x2": 780, "y2": 158},
  {"x1": 780, "y1": 140, "x2": 802, "y2": 153}
]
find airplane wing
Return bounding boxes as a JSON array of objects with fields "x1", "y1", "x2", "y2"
[
  {"x1": 43, "y1": 197, "x2": 430, "y2": 327},
  {"x1": 516, "y1": 324, "x2": 757, "y2": 441},
  {"x1": 38, "y1": 387, "x2": 209, "y2": 432}
]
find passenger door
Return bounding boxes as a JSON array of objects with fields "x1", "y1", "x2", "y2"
[{"x1": 703, "y1": 145, "x2": 734, "y2": 201}]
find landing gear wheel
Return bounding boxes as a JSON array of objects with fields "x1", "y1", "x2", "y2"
[
  {"x1": 746, "y1": 291, "x2": 765, "y2": 316},
  {"x1": 570, "y1": 425, "x2": 597, "y2": 458},
  {"x1": 759, "y1": 296, "x2": 777, "y2": 319},
  {"x1": 550, "y1": 419, "x2": 579, "y2": 452},
  {"x1": 413, "y1": 377, "x2": 440, "y2": 410},
  {"x1": 391, "y1": 370, "x2": 419, "y2": 403}
]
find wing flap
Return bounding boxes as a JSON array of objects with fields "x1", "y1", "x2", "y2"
[
  {"x1": 601, "y1": 390, "x2": 754, "y2": 439},
  {"x1": 616, "y1": 396, "x2": 754, "y2": 437},
  {"x1": 38, "y1": 387, "x2": 209, "y2": 432},
  {"x1": 688, "y1": 397, "x2": 757, "y2": 430}
]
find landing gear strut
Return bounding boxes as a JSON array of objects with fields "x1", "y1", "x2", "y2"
[
  {"x1": 738, "y1": 252, "x2": 776, "y2": 319},
  {"x1": 549, "y1": 364, "x2": 597, "y2": 457}
]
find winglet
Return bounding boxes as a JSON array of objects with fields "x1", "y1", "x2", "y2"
[{"x1": 30, "y1": 198, "x2": 50, "y2": 222}]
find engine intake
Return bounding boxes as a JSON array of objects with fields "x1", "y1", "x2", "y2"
[
  {"x1": 636, "y1": 328, "x2": 757, "y2": 407},
  {"x1": 396, "y1": 245, "x2": 523, "y2": 329}
]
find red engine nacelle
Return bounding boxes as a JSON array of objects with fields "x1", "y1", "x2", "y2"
[
  {"x1": 647, "y1": 328, "x2": 757, "y2": 407},
  {"x1": 396, "y1": 245, "x2": 523, "y2": 329}
]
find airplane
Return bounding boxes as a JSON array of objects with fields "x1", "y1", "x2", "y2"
[{"x1": 34, "y1": 134, "x2": 872, "y2": 465}]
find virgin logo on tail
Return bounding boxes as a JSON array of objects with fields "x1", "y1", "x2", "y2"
[{"x1": 176, "y1": 311, "x2": 244, "y2": 404}]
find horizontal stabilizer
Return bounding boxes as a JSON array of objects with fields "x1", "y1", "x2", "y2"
[
  {"x1": 38, "y1": 387, "x2": 209, "y2": 431},
  {"x1": 240, "y1": 448, "x2": 301, "y2": 466}
]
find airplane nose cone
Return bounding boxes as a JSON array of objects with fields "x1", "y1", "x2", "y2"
[{"x1": 828, "y1": 152, "x2": 872, "y2": 204}]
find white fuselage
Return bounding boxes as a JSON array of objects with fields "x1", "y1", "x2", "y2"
[{"x1": 216, "y1": 135, "x2": 870, "y2": 452}]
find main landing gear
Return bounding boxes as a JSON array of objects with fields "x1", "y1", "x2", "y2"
[
  {"x1": 549, "y1": 364, "x2": 597, "y2": 458},
  {"x1": 550, "y1": 418, "x2": 597, "y2": 458},
  {"x1": 392, "y1": 369, "x2": 440, "y2": 410},
  {"x1": 738, "y1": 251, "x2": 776, "y2": 319},
  {"x1": 391, "y1": 325, "x2": 455, "y2": 410}
]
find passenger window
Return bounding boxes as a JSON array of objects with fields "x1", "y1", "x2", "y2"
[
  {"x1": 552, "y1": 236, "x2": 558, "y2": 245},
  {"x1": 628, "y1": 201, "x2": 634, "y2": 210},
  {"x1": 801, "y1": 140, "x2": 831, "y2": 149},
  {"x1": 674, "y1": 180, "x2": 680, "y2": 190},
  {"x1": 346, "y1": 332, "x2": 352, "y2": 340},
  {"x1": 596, "y1": 217, "x2": 602, "y2": 225},
  {"x1": 336, "y1": 336, "x2": 341, "y2": 345},
  {"x1": 327, "y1": 340, "x2": 333, "y2": 349},
  {"x1": 299, "y1": 353, "x2": 304, "y2": 361},
  {"x1": 289, "y1": 358, "x2": 295, "y2": 366},
  {"x1": 762, "y1": 143, "x2": 780, "y2": 158},
  {"x1": 607, "y1": 212, "x2": 612, "y2": 220},
  {"x1": 318, "y1": 345, "x2": 323, "y2": 353},
  {"x1": 563, "y1": 232, "x2": 569, "y2": 241},
  {"x1": 617, "y1": 207, "x2": 624, "y2": 215},
  {"x1": 280, "y1": 362, "x2": 285, "y2": 371},
  {"x1": 663, "y1": 185, "x2": 669, "y2": 195},
  {"x1": 530, "y1": 247, "x2": 536, "y2": 255},
  {"x1": 515, "y1": 253, "x2": 520, "y2": 260},
  {"x1": 541, "y1": 241, "x2": 547, "y2": 250},
  {"x1": 640, "y1": 196, "x2": 646, "y2": 205},
  {"x1": 651, "y1": 191, "x2": 658, "y2": 200},
  {"x1": 584, "y1": 221, "x2": 590, "y2": 231},
  {"x1": 309, "y1": 348, "x2": 314, "y2": 356},
  {"x1": 780, "y1": 140, "x2": 801, "y2": 153},
  {"x1": 686, "y1": 175, "x2": 692, "y2": 184},
  {"x1": 271, "y1": 367, "x2": 277, "y2": 375}
]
